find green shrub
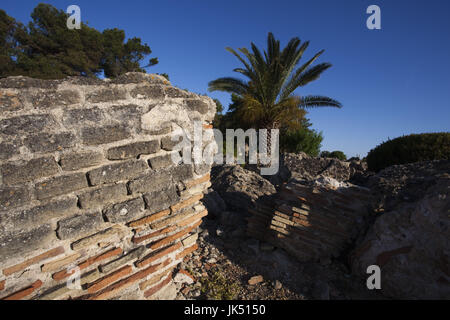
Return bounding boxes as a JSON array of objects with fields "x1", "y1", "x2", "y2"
[
  {"x1": 280, "y1": 127, "x2": 323, "y2": 157},
  {"x1": 366, "y1": 132, "x2": 450, "y2": 172},
  {"x1": 200, "y1": 271, "x2": 241, "y2": 300},
  {"x1": 320, "y1": 150, "x2": 347, "y2": 161}
]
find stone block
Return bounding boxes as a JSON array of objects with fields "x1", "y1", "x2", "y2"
[
  {"x1": 35, "y1": 172, "x2": 88, "y2": 200},
  {"x1": 143, "y1": 186, "x2": 179, "y2": 214},
  {"x1": 57, "y1": 212, "x2": 103, "y2": 240},
  {"x1": 78, "y1": 183, "x2": 128, "y2": 209},
  {"x1": 59, "y1": 151, "x2": 103, "y2": 171},
  {"x1": 0, "y1": 186, "x2": 31, "y2": 211},
  {"x1": 1, "y1": 156, "x2": 59, "y2": 185},
  {"x1": 87, "y1": 160, "x2": 148, "y2": 185},
  {"x1": 103, "y1": 197, "x2": 145, "y2": 223},
  {"x1": 0, "y1": 224, "x2": 54, "y2": 261},
  {"x1": 81, "y1": 125, "x2": 130, "y2": 145},
  {"x1": 0, "y1": 114, "x2": 56, "y2": 136},
  {"x1": 24, "y1": 132, "x2": 76, "y2": 153},
  {"x1": 107, "y1": 140, "x2": 160, "y2": 160}
]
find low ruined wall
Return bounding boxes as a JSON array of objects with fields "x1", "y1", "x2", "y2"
[
  {"x1": 0, "y1": 72, "x2": 216, "y2": 300},
  {"x1": 247, "y1": 179, "x2": 373, "y2": 262}
]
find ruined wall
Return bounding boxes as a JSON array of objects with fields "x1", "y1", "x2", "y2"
[
  {"x1": 0, "y1": 72, "x2": 216, "y2": 300},
  {"x1": 247, "y1": 180, "x2": 373, "y2": 262}
]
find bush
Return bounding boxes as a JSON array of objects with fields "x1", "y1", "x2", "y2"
[
  {"x1": 320, "y1": 150, "x2": 347, "y2": 161},
  {"x1": 280, "y1": 127, "x2": 323, "y2": 157},
  {"x1": 366, "y1": 132, "x2": 450, "y2": 172}
]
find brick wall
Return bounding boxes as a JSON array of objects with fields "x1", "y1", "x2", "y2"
[
  {"x1": 247, "y1": 181, "x2": 373, "y2": 262},
  {"x1": 0, "y1": 72, "x2": 216, "y2": 300}
]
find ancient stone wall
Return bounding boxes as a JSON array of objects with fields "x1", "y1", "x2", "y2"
[{"x1": 0, "y1": 72, "x2": 216, "y2": 300}]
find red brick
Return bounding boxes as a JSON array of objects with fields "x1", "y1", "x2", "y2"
[
  {"x1": 177, "y1": 210, "x2": 207, "y2": 228},
  {"x1": 2, "y1": 280, "x2": 42, "y2": 300},
  {"x1": 53, "y1": 247, "x2": 122, "y2": 281},
  {"x1": 128, "y1": 209, "x2": 170, "y2": 228},
  {"x1": 176, "y1": 243, "x2": 198, "y2": 260},
  {"x1": 88, "y1": 258, "x2": 171, "y2": 300},
  {"x1": 170, "y1": 194, "x2": 203, "y2": 212},
  {"x1": 149, "y1": 220, "x2": 201, "y2": 250},
  {"x1": 132, "y1": 226, "x2": 176, "y2": 244},
  {"x1": 184, "y1": 174, "x2": 210, "y2": 188},
  {"x1": 135, "y1": 242, "x2": 182, "y2": 268},
  {"x1": 177, "y1": 269, "x2": 195, "y2": 282},
  {"x1": 139, "y1": 268, "x2": 173, "y2": 291},
  {"x1": 143, "y1": 274, "x2": 172, "y2": 298},
  {"x1": 86, "y1": 265, "x2": 133, "y2": 293},
  {"x1": 3, "y1": 246, "x2": 64, "y2": 276}
]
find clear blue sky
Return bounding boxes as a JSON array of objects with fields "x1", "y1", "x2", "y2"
[{"x1": 3, "y1": 0, "x2": 450, "y2": 157}]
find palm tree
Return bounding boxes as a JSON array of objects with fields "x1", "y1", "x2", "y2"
[{"x1": 208, "y1": 32, "x2": 341, "y2": 153}]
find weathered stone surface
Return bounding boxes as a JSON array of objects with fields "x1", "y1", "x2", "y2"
[
  {"x1": 171, "y1": 164, "x2": 194, "y2": 182},
  {"x1": 57, "y1": 212, "x2": 103, "y2": 240},
  {"x1": 352, "y1": 167, "x2": 450, "y2": 299},
  {"x1": 30, "y1": 90, "x2": 80, "y2": 109},
  {"x1": 0, "y1": 186, "x2": 31, "y2": 211},
  {"x1": 59, "y1": 151, "x2": 103, "y2": 171},
  {"x1": 0, "y1": 76, "x2": 59, "y2": 89},
  {"x1": 86, "y1": 87, "x2": 127, "y2": 103},
  {"x1": 143, "y1": 126, "x2": 172, "y2": 136},
  {"x1": 78, "y1": 183, "x2": 128, "y2": 209},
  {"x1": 110, "y1": 105, "x2": 142, "y2": 123},
  {"x1": 164, "y1": 87, "x2": 190, "y2": 98},
  {"x1": 194, "y1": 163, "x2": 211, "y2": 176},
  {"x1": 63, "y1": 107, "x2": 104, "y2": 126},
  {"x1": 0, "y1": 224, "x2": 54, "y2": 261},
  {"x1": 111, "y1": 72, "x2": 168, "y2": 85},
  {"x1": 107, "y1": 140, "x2": 160, "y2": 160},
  {"x1": 87, "y1": 160, "x2": 148, "y2": 185},
  {"x1": 38, "y1": 269, "x2": 100, "y2": 300},
  {"x1": 99, "y1": 246, "x2": 145, "y2": 274},
  {"x1": 1, "y1": 156, "x2": 59, "y2": 185},
  {"x1": 161, "y1": 135, "x2": 182, "y2": 151},
  {"x1": 81, "y1": 125, "x2": 130, "y2": 145},
  {"x1": 185, "y1": 99, "x2": 209, "y2": 114},
  {"x1": 24, "y1": 132, "x2": 76, "y2": 153},
  {"x1": 211, "y1": 164, "x2": 276, "y2": 212},
  {"x1": 70, "y1": 226, "x2": 124, "y2": 251},
  {"x1": 0, "y1": 141, "x2": 21, "y2": 160},
  {"x1": 128, "y1": 170, "x2": 172, "y2": 194},
  {"x1": 104, "y1": 197, "x2": 145, "y2": 223},
  {"x1": 0, "y1": 90, "x2": 24, "y2": 112},
  {"x1": 148, "y1": 154, "x2": 175, "y2": 170},
  {"x1": 35, "y1": 173, "x2": 88, "y2": 200},
  {"x1": 0, "y1": 114, "x2": 56, "y2": 136},
  {"x1": 1, "y1": 197, "x2": 78, "y2": 232},
  {"x1": 143, "y1": 186, "x2": 179, "y2": 214},
  {"x1": 130, "y1": 85, "x2": 164, "y2": 100}
]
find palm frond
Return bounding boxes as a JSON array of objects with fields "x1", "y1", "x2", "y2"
[
  {"x1": 299, "y1": 95, "x2": 342, "y2": 108},
  {"x1": 208, "y1": 77, "x2": 249, "y2": 95}
]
